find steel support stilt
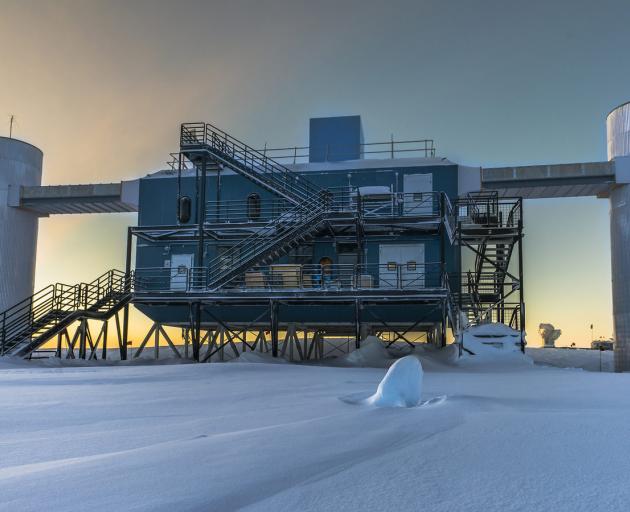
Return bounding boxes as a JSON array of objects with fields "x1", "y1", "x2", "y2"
[
  {"x1": 518, "y1": 224, "x2": 526, "y2": 353},
  {"x1": 354, "y1": 299, "x2": 361, "y2": 350},
  {"x1": 271, "y1": 301, "x2": 279, "y2": 357}
]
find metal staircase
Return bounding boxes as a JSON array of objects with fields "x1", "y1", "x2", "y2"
[
  {"x1": 178, "y1": 122, "x2": 330, "y2": 290},
  {"x1": 455, "y1": 192, "x2": 522, "y2": 327},
  {"x1": 0, "y1": 270, "x2": 131, "y2": 357},
  {"x1": 180, "y1": 122, "x2": 321, "y2": 205}
]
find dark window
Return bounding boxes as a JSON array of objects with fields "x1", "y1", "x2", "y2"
[{"x1": 247, "y1": 193, "x2": 261, "y2": 220}]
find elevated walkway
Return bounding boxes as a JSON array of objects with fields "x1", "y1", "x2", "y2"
[
  {"x1": 482, "y1": 161, "x2": 615, "y2": 198},
  {"x1": 11, "y1": 181, "x2": 139, "y2": 215}
]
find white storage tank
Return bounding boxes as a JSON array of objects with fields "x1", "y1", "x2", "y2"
[
  {"x1": 607, "y1": 102, "x2": 630, "y2": 160},
  {"x1": 0, "y1": 137, "x2": 43, "y2": 312},
  {"x1": 607, "y1": 102, "x2": 630, "y2": 371}
]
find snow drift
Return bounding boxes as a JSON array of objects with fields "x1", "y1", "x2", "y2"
[
  {"x1": 366, "y1": 355, "x2": 424, "y2": 407},
  {"x1": 339, "y1": 335, "x2": 393, "y2": 368},
  {"x1": 459, "y1": 322, "x2": 532, "y2": 367}
]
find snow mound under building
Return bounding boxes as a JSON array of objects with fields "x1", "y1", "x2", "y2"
[
  {"x1": 460, "y1": 322, "x2": 532, "y2": 366},
  {"x1": 366, "y1": 355, "x2": 424, "y2": 407},
  {"x1": 230, "y1": 352, "x2": 288, "y2": 364},
  {"x1": 339, "y1": 335, "x2": 394, "y2": 368}
]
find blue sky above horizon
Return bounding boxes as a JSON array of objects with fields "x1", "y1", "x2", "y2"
[{"x1": 2, "y1": 0, "x2": 629, "y2": 345}]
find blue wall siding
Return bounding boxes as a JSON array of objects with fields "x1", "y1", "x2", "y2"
[
  {"x1": 135, "y1": 163, "x2": 459, "y2": 324},
  {"x1": 309, "y1": 116, "x2": 363, "y2": 162}
]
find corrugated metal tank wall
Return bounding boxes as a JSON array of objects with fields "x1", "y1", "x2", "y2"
[
  {"x1": 607, "y1": 102, "x2": 630, "y2": 160},
  {"x1": 608, "y1": 102, "x2": 630, "y2": 371},
  {"x1": 0, "y1": 137, "x2": 43, "y2": 311}
]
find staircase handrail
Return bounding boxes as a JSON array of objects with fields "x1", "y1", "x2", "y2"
[
  {"x1": 0, "y1": 269, "x2": 131, "y2": 356},
  {"x1": 206, "y1": 194, "x2": 328, "y2": 287},
  {"x1": 441, "y1": 192, "x2": 457, "y2": 243},
  {"x1": 181, "y1": 122, "x2": 322, "y2": 203}
]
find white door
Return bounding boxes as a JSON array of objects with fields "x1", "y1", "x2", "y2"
[
  {"x1": 378, "y1": 244, "x2": 424, "y2": 289},
  {"x1": 403, "y1": 173, "x2": 433, "y2": 215},
  {"x1": 170, "y1": 253, "x2": 194, "y2": 291}
]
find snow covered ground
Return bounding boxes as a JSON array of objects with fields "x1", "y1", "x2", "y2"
[
  {"x1": 1, "y1": 341, "x2": 630, "y2": 511},
  {"x1": 528, "y1": 347, "x2": 614, "y2": 372}
]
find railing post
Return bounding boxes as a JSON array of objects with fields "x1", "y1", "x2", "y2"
[{"x1": 1, "y1": 311, "x2": 6, "y2": 356}]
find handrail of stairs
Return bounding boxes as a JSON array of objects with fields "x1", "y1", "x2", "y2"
[
  {"x1": 0, "y1": 269, "x2": 131, "y2": 356},
  {"x1": 180, "y1": 122, "x2": 322, "y2": 204}
]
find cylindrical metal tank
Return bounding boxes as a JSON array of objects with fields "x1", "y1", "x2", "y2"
[
  {"x1": 0, "y1": 137, "x2": 43, "y2": 312},
  {"x1": 610, "y1": 185, "x2": 630, "y2": 371},
  {"x1": 608, "y1": 102, "x2": 630, "y2": 371},
  {"x1": 607, "y1": 102, "x2": 630, "y2": 160}
]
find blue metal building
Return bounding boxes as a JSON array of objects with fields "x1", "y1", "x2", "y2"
[
  {"x1": 0, "y1": 115, "x2": 523, "y2": 361},
  {"x1": 129, "y1": 116, "x2": 523, "y2": 360}
]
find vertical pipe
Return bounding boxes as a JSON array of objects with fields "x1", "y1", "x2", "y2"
[
  {"x1": 102, "y1": 321, "x2": 108, "y2": 360},
  {"x1": 215, "y1": 164, "x2": 221, "y2": 222},
  {"x1": 271, "y1": 301, "x2": 278, "y2": 357},
  {"x1": 355, "y1": 299, "x2": 361, "y2": 349},
  {"x1": 441, "y1": 300, "x2": 447, "y2": 347},
  {"x1": 440, "y1": 194, "x2": 446, "y2": 289},
  {"x1": 197, "y1": 158, "x2": 207, "y2": 268},
  {"x1": 1, "y1": 311, "x2": 5, "y2": 356},
  {"x1": 121, "y1": 227, "x2": 132, "y2": 361},
  {"x1": 79, "y1": 319, "x2": 87, "y2": 359},
  {"x1": 55, "y1": 331, "x2": 62, "y2": 358},
  {"x1": 193, "y1": 302, "x2": 201, "y2": 362},
  {"x1": 518, "y1": 213, "x2": 526, "y2": 354}
]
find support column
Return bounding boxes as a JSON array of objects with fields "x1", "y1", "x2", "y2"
[
  {"x1": 611, "y1": 185, "x2": 630, "y2": 372},
  {"x1": 271, "y1": 301, "x2": 279, "y2": 357},
  {"x1": 518, "y1": 218, "x2": 526, "y2": 354},
  {"x1": 441, "y1": 301, "x2": 447, "y2": 347},
  {"x1": 121, "y1": 226, "x2": 132, "y2": 361},
  {"x1": 193, "y1": 302, "x2": 201, "y2": 362},
  {"x1": 197, "y1": 158, "x2": 207, "y2": 269},
  {"x1": 354, "y1": 300, "x2": 361, "y2": 349}
]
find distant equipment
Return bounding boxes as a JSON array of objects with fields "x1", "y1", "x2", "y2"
[
  {"x1": 539, "y1": 323, "x2": 562, "y2": 348},
  {"x1": 591, "y1": 339, "x2": 614, "y2": 351}
]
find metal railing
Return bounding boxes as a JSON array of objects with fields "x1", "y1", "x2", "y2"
[
  {"x1": 132, "y1": 263, "x2": 445, "y2": 294},
  {"x1": 134, "y1": 267, "x2": 207, "y2": 292},
  {"x1": 456, "y1": 194, "x2": 522, "y2": 229},
  {"x1": 180, "y1": 122, "x2": 322, "y2": 204},
  {"x1": 0, "y1": 270, "x2": 130, "y2": 355},
  {"x1": 206, "y1": 194, "x2": 328, "y2": 288},
  {"x1": 255, "y1": 138, "x2": 436, "y2": 164},
  {"x1": 204, "y1": 189, "x2": 442, "y2": 224}
]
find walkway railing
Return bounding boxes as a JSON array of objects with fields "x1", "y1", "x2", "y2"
[
  {"x1": 205, "y1": 189, "x2": 441, "y2": 224},
  {"x1": 180, "y1": 122, "x2": 321, "y2": 204},
  {"x1": 133, "y1": 263, "x2": 445, "y2": 294},
  {"x1": 456, "y1": 194, "x2": 522, "y2": 228},
  {"x1": 255, "y1": 138, "x2": 436, "y2": 164}
]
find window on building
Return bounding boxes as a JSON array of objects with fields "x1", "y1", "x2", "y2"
[{"x1": 247, "y1": 193, "x2": 261, "y2": 220}]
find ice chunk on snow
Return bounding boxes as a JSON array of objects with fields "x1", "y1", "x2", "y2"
[{"x1": 366, "y1": 355, "x2": 423, "y2": 407}]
